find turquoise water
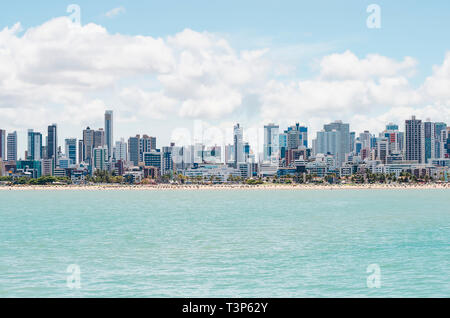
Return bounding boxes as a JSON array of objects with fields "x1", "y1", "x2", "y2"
[{"x1": 0, "y1": 189, "x2": 449, "y2": 298}]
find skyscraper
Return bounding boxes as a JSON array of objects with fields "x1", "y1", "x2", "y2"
[
  {"x1": 82, "y1": 127, "x2": 105, "y2": 163},
  {"x1": 434, "y1": 122, "x2": 447, "y2": 159},
  {"x1": 279, "y1": 132, "x2": 287, "y2": 160},
  {"x1": 143, "y1": 150, "x2": 162, "y2": 171},
  {"x1": 405, "y1": 116, "x2": 425, "y2": 163},
  {"x1": 316, "y1": 121, "x2": 350, "y2": 167},
  {"x1": 93, "y1": 146, "x2": 108, "y2": 172},
  {"x1": 286, "y1": 128, "x2": 301, "y2": 150},
  {"x1": 423, "y1": 120, "x2": 435, "y2": 163},
  {"x1": 47, "y1": 124, "x2": 57, "y2": 161},
  {"x1": 376, "y1": 138, "x2": 389, "y2": 164},
  {"x1": 0, "y1": 129, "x2": 5, "y2": 160},
  {"x1": 285, "y1": 124, "x2": 308, "y2": 150},
  {"x1": 264, "y1": 123, "x2": 279, "y2": 163},
  {"x1": 114, "y1": 139, "x2": 127, "y2": 162},
  {"x1": 140, "y1": 135, "x2": 156, "y2": 162},
  {"x1": 78, "y1": 139, "x2": 84, "y2": 163},
  {"x1": 128, "y1": 135, "x2": 140, "y2": 166},
  {"x1": 27, "y1": 129, "x2": 43, "y2": 160},
  {"x1": 446, "y1": 127, "x2": 450, "y2": 157},
  {"x1": 105, "y1": 110, "x2": 113, "y2": 159},
  {"x1": 359, "y1": 131, "x2": 372, "y2": 150},
  {"x1": 83, "y1": 127, "x2": 95, "y2": 162},
  {"x1": 7, "y1": 131, "x2": 17, "y2": 162},
  {"x1": 161, "y1": 146, "x2": 173, "y2": 176},
  {"x1": 350, "y1": 132, "x2": 356, "y2": 153},
  {"x1": 233, "y1": 123, "x2": 244, "y2": 166},
  {"x1": 93, "y1": 129, "x2": 105, "y2": 149},
  {"x1": 381, "y1": 123, "x2": 404, "y2": 155},
  {"x1": 65, "y1": 138, "x2": 77, "y2": 164}
]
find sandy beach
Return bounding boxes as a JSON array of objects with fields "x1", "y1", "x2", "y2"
[{"x1": 0, "y1": 183, "x2": 449, "y2": 191}]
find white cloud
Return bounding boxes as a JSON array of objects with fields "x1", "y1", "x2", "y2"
[
  {"x1": 105, "y1": 7, "x2": 126, "y2": 18},
  {"x1": 0, "y1": 17, "x2": 269, "y2": 125},
  {"x1": 422, "y1": 52, "x2": 450, "y2": 103},
  {"x1": 319, "y1": 50, "x2": 417, "y2": 80},
  {"x1": 0, "y1": 16, "x2": 450, "y2": 153},
  {"x1": 258, "y1": 50, "x2": 450, "y2": 137},
  {"x1": 119, "y1": 87, "x2": 178, "y2": 120}
]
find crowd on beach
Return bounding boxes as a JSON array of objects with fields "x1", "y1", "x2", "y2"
[{"x1": 1, "y1": 182, "x2": 449, "y2": 191}]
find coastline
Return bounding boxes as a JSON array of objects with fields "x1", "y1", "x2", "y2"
[{"x1": 1, "y1": 183, "x2": 449, "y2": 191}]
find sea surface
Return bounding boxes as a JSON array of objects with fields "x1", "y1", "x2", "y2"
[{"x1": 0, "y1": 189, "x2": 449, "y2": 297}]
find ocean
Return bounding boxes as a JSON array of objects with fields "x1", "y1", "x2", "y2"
[{"x1": 0, "y1": 189, "x2": 449, "y2": 297}]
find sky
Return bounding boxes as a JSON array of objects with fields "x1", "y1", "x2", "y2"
[{"x1": 1, "y1": 1, "x2": 450, "y2": 157}]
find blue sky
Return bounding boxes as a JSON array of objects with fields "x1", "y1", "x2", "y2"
[
  {"x1": 3, "y1": 1, "x2": 449, "y2": 80},
  {"x1": 1, "y1": 1, "x2": 450, "y2": 156}
]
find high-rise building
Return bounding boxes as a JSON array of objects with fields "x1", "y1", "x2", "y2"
[
  {"x1": 93, "y1": 146, "x2": 108, "y2": 172},
  {"x1": 315, "y1": 121, "x2": 350, "y2": 167},
  {"x1": 350, "y1": 132, "x2": 356, "y2": 153},
  {"x1": 114, "y1": 139, "x2": 127, "y2": 162},
  {"x1": 243, "y1": 143, "x2": 251, "y2": 162},
  {"x1": 438, "y1": 128, "x2": 448, "y2": 159},
  {"x1": 78, "y1": 139, "x2": 84, "y2": 163},
  {"x1": 16, "y1": 160, "x2": 42, "y2": 178},
  {"x1": 143, "y1": 150, "x2": 161, "y2": 170},
  {"x1": 81, "y1": 127, "x2": 105, "y2": 163},
  {"x1": 233, "y1": 124, "x2": 244, "y2": 166},
  {"x1": 286, "y1": 128, "x2": 301, "y2": 150},
  {"x1": 315, "y1": 130, "x2": 337, "y2": 155},
  {"x1": 47, "y1": 124, "x2": 57, "y2": 161},
  {"x1": 434, "y1": 122, "x2": 447, "y2": 159},
  {"x1": 446, "y1": 127, "x2": 450, "y2": 157},
  {"x1": 128, "y1": 135, "x2": 140, "y2": 166},
  {"x1": 105, "y1": 110, "x2": 113, "y2": 159},
  {"x1": 380, "y1": 123, "x2": 404, "y2": 156},
  {"x1": 264, "y1": 123, "x2": 279, "y2": 163},
  {"x1": 279, "y1": 133, "x2": 287, "y2": 161},
  {"x1": 285, "y1": 123, "x2": 308, "y2": 149},
  {"x1": 423, "y1": 120, "x2": 435, "y2": 163},
  {"x1": 376, "y1": 138, "x2": 389, "y2": 164},
  {"x1": 161, "y1": 146, "x2": 173, "y2": 176},
  {"x1": 405, "y1": 116, "x2": 425, "y2": 163},
  {"x1": 27, "y1": 129, "x2": 43, "y2": 160},
  {"x1": 0, "y1": 129, "x2": 5, "y2": 160},
  {"x1": 41, "y1": 159, "x2": 54, "y2": 176},
  {"x1": 7, "y1": 131, "x2": 17, "y2": 162},
  {"x1": 93, "y1": 129, "x2": 105, "y2": 149},
  {"x1": 299, "y1": 125, "x2": 308, "y2": 148},
  {"x1": 225, "y1": 144, "x2": 234, "y2": 164},
  {"x1": 65, "y1": 138, "x2": 77, "y2": 165},
  {"x1": 140, "y1": 135, "x2": 156, "y2": 162},
  {"x1": 82, "y1": 127, "x2": 95, "y2": 162}
]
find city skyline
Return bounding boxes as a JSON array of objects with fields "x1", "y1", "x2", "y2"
[
  {"x1": 1, "y1": 112, "x2": 448, "y2": 163},
  {"x1": 1, "y1": 109, "x2": 449, "y2": 185}
]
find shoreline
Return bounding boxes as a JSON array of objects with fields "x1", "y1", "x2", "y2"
[{"x1": 1, "y1": 183, "x2": 450, "y2": 191}]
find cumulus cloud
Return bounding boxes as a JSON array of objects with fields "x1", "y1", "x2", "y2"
[
  {"x1": 119, "y1": 87, "x2": 178, "y2": 120},
  {"x1": 0, "y1": 17, "x2": 268, "y2": 127},
  {"x1": 259, "y1": 50, "x2": 450, "y2": 137},
  {"x1": 319, "y1": 50, "x2": 417, "y2": 80},
  {"x1": 422, "y1": 52, "x2": 450, "y2": 103},
  {"x1": 1, "y1": 16, "x2": 450, "y2": 151}
]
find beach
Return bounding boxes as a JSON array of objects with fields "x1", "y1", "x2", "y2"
[{"x1": 1, "y1": 183, "x2": 449, "y2": 191}]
